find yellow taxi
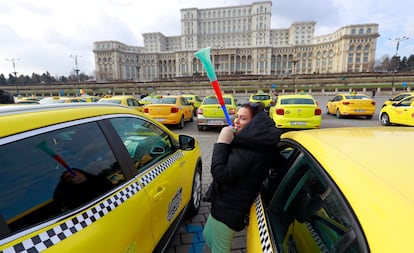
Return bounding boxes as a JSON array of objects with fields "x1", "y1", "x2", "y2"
[
  {"x1": 181, "y1": 93, "x2": 203, "y2": 116},
  {"x1": 143, "y1": 95, "x2": 194, "y2": 129},
  {"x1": 39, "y1": 96, "x2": 87, "y2": 104},
  {"x1": 0, "y1": 103, "x2": 202, "y2": 253},
  {"x1": 326, "y1": 93, "x2": 376, "y2": 119},
  {"x1": 196, "y1": 94, "x2": 238, "y2": 131},
  {"x1": 379, "y1": 95, "x2": 414, "y2": 126},
  {"x1": 268, "y1": 93, "x2": 322, "y2": 129},
  {"x1": 97, "y1": 95, "x2": 144, "y2": 112},
  {"x1": 80, "y1": 95, "x2": 101, "y2": 102},
  {"x1": 381, "y1": 91, "x2": 414, "y2": 108},
  {"x1": 249, "y1": 91, "x2": 273, "y2": 110},
  {"x1": 247, "y1": 127, "x2": 414, "y2": 253}
]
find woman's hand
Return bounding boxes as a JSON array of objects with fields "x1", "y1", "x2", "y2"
[{"x1": 217, "y1": 126, "x2": 235, "y2": 144}]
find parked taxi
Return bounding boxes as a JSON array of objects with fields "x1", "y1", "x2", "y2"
[
  {"x1": 381, "y1": 91, "x2": 414, "y2": 107},
  {"x1": 326, "y1": 93, "x2": 376, "y2": 119},
  {"x1": 249, "y1": 91, "x2": 273, "y2": 110},
  {"x1": 97, "y1": 95, "x2": 144, "y2": 112},
  {"x1": 0, "y1": 103, "x2": 202, "y2": 253},
  {"x1": 143, "y1": 95, "x2": 194, "y2": 129},
  {"x1": 247, "y1": 127, "x2": 414, "y2": 253},
  {"x1": 379, "y1": 95, "x2": 414, "y2": 126},
  {"x1": 268, "y1": 93, "x2": 322, "y2": 129},
  {"x1": 181, "y1": 93, "x2": 203, "y2": 116},
  {"x1": 196, "y1": 94, "x2": 238, "y2": 131}
]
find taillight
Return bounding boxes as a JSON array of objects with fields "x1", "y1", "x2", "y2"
[
  {"x1": 276, "y1": 108, "x2": 284, "y2": 115},
  {"x1": 197, "y1": 108, "x2": 203, "y2": 115},
  {"x1": 315, "y1": 108, "x2": 322, "y2": 115},
  {"x1": 371, "y1": 101, "x2": 376, "y2": 105},
  {"x1": 144, "y1": 108, "x2": 149, "y2": 113},
  {"x1": 229, "y1": 108, "x2": 236, "y2": 115},
  {"x1": 171, "y1": 107, "x2": 179, "y2": 113},
  {"x1": 342, "y1": 101, "x2": 350, "y2": 105}
]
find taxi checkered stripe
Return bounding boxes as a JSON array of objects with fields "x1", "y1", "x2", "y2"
[
  {"x1": 139, "y1": 151, "x2": 183, "y2": 186},
  {"x1": 0, "y1": 181, "x2": 142, "y2": 253},
  {"x1": 254, "y1": 195, "x2": 274, "y2": 253}
]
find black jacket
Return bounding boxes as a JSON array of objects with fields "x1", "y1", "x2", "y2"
[{"x1": 210, "y1": 111, "x2": 281, "y2": 231}]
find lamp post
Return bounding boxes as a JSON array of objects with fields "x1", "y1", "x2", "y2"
[
  {"x1": 70, "y1": 55, "x2": 81, "y2": 95},
  {"x1": 5, "y1": 58, "x2": 20, "y2": 95},
  {"x1": 389, "y1": 36, "x2": 409, "y2": 91}
]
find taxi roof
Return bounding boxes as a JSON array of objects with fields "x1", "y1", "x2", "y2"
[{"x1": 0, "y1": 103, "x2": 140, "y2": 138}]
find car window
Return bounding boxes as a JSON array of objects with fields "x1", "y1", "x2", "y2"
[
  {"x1": 153, "y1": 97, "x2": 176, "y2": 104},
  {"x1": 0, "y1": 122, "x2": 124, "y2": 237},
  {"x1": 280, "y1": 98, "x2": 315, "y2": 105},
  {"x1": 109, "y1": 117, "x2": 174, "y2": 173},
  {"x1": 267, "y1": 150, "x2": 367, "y2": 253},
  {"x1": 252, "y1": 95, "x2": 270, "y2": 100}
]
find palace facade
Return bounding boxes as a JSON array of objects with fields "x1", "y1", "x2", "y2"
[{"x1": 93, "y1": 1, "x2": 379, "y2": 81}]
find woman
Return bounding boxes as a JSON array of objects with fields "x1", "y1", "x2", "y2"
[{"x1": 203, "y1": 102, "x2": 281, "y2": 253}]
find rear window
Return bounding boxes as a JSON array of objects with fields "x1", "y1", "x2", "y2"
[
  {"x1": 281, "y1": 98, "x2": 315, "y2": 105},
  {"x1": 344, "y1": 95, "x2": 369, "y2": 100},
  {"x1": 152, "y1": 97, "x2": 177, "y2": 104},
  {"x1": 252, "y1": 95, "x2": 271, "y2": 100},
  {"x1": 203, "y1": 97, "x2": 233, "y2": 105}
]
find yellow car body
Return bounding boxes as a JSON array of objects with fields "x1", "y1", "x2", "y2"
[
  {"x1": 380, "y1": 95, "x2": 414, "y2": 126},
  {"x1": 381, "y1": 91, "x2": 414, "y2": 107},
  {"x1": 0, "y1": 103, "x2": 202, "y2": 253},
  {"x1": 247, "y1": 127, "x2": 414, "y2": 253},
  {"x1": 326, "y1": 93, "x2": 376, "y2": 119},
  {"x1": 97, "y1": 95, "x2": 144, "y2": 112},
  {"x1": 181, "y1": 94, "x2": 203, "y2": 116},
  {"x1": 249, "y1": 92, "x2": 273, "y2": 108},
  {"x1": 269, "y1": 93, "x2": 322, "y2": 129},
  {"x1": 196, "y1": 94, "x2": 238, "y2": 131},
  {"x1": 143, "y1": 95, "x2": 194, "y2": 129}
]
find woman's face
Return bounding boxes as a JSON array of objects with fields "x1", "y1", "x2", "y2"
[{"x1": 233, "y1": 107, "x2": 253, "y2": 133}]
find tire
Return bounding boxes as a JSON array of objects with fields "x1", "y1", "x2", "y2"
[
  {"x1": 380, "y1": 113, "x2": 391, "y2": 126},
  {"x1": 326, "y1": 107, "x2": 330, "y2": 115},
  {"x1": 186, "y1": 165, "x2": 202, "y2": 218},
  {"x1": 177, "y1": 116, "x2": 185, "y2": 129},
  {"x1": 336, "y1": 109, "x2": 342, "y2": 119},
  {"x1": 197, "y1": 125, "x2": 205, "y2": 131},
  {"x1": 366, "y1": 115, "x2": 373, "y2": 120}
]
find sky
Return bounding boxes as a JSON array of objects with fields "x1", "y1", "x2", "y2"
[{"x1": 0, "y1": 0, "x2": 413, "y2": 77}]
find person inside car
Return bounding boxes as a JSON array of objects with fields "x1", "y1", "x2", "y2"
[
  {"x1": 53, "y1": 168, "x2": 113, "y2": 209},
  {"x1": 0, "y1": 90, "x2": 15, "y2": 104}
]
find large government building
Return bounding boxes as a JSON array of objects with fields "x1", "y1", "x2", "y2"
[{"x1": 93, "y1": 1, "x2": 379, "y2": 82}]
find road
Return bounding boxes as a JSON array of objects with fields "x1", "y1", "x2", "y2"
[{"x1": 167, "y1": 95, "x2": 388, "y2": 253}]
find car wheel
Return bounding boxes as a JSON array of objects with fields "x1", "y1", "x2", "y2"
[
  {"x1": 326, "y1": 107, "x2": 330, "y2": 115},
  {"x1": 197, "y1": 125, "x2": 205, "y2": 131},
  {"x1": 189, "y1": 115, "x2": 193, "y2": 122},
  {"x1": 177, "y1": 116, "x2": 185, "y2": 129},
  {"x1": 380, "y1": 113, "x2": 391, "y2": 126},
  {"x1": 366, "y1": 115, "x2": 373, "y2": 120},
  {"x1": 336, "y1": 109, "x2": 342, "y2": 118},
  {"x1": 186, "y1": 165, "x2": 202, "y2": 218}
]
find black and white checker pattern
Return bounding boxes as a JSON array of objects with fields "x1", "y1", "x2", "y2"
[
  {"x1": 139, "y1": 151, "x2": 183, "y2": 186},
  {"x1": 1, "y1": 181, "x2": 142, "y2": 253},
  {"x1": 254, "y1": 195, "x2": 274, "y2": 253}
]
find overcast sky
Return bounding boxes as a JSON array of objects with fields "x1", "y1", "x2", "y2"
[{"x1": 0, "y1": 0, "x2": 412, "y2": 77}]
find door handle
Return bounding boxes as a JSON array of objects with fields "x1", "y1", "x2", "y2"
[{"x1": 153, "y1": 186, "x2": 166, "y2": 202}]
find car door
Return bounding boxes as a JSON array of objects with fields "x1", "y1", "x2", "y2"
[
  {"x1": 247, "y1": 142, "x2": 369, "y2": 253},
  {"x1": 392, "y1": 96, "x2": 414, "y2": 125},
  {"x1": 109, "y1": 117, "x2": 188, "y2": 247}
]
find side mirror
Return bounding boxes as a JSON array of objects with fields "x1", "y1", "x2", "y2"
[{"x1": 178, "y1": 135, "x2": 195, "y2": 150}]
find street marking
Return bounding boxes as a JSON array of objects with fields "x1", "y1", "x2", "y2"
[{"x1": 186, "y1": 224, "x2": 205, "y2": 253}]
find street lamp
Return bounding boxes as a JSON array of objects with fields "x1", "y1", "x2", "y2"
[
  {"x1": 389, "y1": 36, "x2": 409, "y2": 91},
  {"x1": 5, "y1": 58, "x2": 20, "y2": 95},
  {"x1": 70, "y1": 55, "x2": 81, "y2": 95}
]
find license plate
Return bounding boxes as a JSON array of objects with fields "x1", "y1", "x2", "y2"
[
  {"x1": 355, "y1": 110, "x2": 366, "y2": 112},
  {"x1": 156, "y1": 118, "x2": 166, "y2": 122},
  {"x1": 290, "y1": 121, "x2": 306, "y2": 125},
  {"x1": 208, "y1": 120, "x2": 225, "y2": 125}
]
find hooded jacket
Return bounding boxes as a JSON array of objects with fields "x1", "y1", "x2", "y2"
[{"x1": 210, "y1": 111, "x2": 281, "y2": 231}]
